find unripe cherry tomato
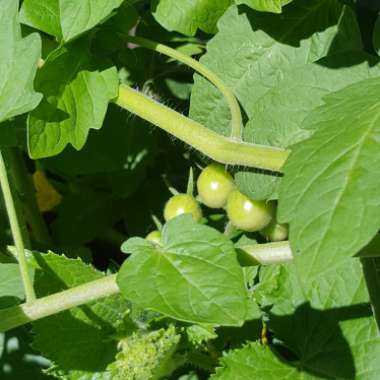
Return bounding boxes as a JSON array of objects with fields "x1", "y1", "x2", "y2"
[
  {"x1": 196, "y1": 164, "x2": 235, "y2": 209},
  {"x1": 145, "y1": 230, "x2": 161, "y2": 244},
  {"x1": 226, "y1": 190, "x2": 273, "y2": 232},
  {"x1": 260, "y1": 222, "x2": 288, "y2": 242},
  {"x1": 164, "y1": 194, "x2": 202, "y2": 222}
]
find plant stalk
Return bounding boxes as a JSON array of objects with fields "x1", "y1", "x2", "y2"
[
  {"x1": 116, "y1": 85, "x2": 289, "y2": 172},
  {"x1": 1, "y1": 150, "x2": 31, "y2": 249},
  {"x1": 0, "y1": 274, "x2": 119, "y2": 332},
  {"x1": 237, "y1": 241, "x2": 293, "y2": 266},
  {"x1": 0, "y1": 241, "x2": 293, "y2": 332},
  {"x1": 126, "y1": 36, "x2": 243, "y2": 140},
  {"x1": 0, "y1": 150, "x2": 36, "y2": 302},
  {"x1": 5, "y1": 148, "x2": 52, "y2": 245}
]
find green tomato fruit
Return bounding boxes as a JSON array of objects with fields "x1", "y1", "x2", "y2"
[
  {"x1": 146, "y1": 230, "x2": 161, "y2": 244},
  {"x1": 226, "y1": 190, "x2": 273, "y2": 232},
  {"x1": 260, "y1": 222, "x2": 288, "y2": 242},
  {"x1": 164, "y1": 194, "x2": 202, "y2": 222},
  {"x1": 197, "y1": 164, "x2": 235, "y2": 209}
]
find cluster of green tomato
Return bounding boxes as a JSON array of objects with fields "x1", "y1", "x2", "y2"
[{"x1": 146, "y1": 164, "x2": 288, "y2": 244}]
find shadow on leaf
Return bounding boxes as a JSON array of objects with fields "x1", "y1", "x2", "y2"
[{"x1": 266, "y1": 301, "x2": 372, "y2": 379}]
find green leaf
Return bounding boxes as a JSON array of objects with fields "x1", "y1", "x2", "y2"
[
  {"x1": 32, "y1": 252, "x2": 128, "y2": 379},
  {"x1": 190, "y1": 1, "x2": 355, "y2": 137},
  {"x1": 256, "y1": 258, "x2": 380, "y2": 378},
  {"x1": 237, "y1": 51, "x2": 380, "y2": 200},
  {"x1": 0, "y1": 0, "x2": 42, "y2": 123},
  {"x1": 60, "y1": 0, "x2": 124, "y2": 42},
  {"x1": 117, "y1": 215, "x2": 248, "y2": 326},
  {"x1": 151, "y1": 0, "x2": 298, "y2": 36},
  {"x1": 151, "y1": 0, "x2": 233, "y2": 36},
  {"x1": 20, "y1": 0, "x2": 62, "y2": 39},
  {"x1": 211, "y1": 342, "x2": 317, "y2": 379},
  {"x1": 278, "y1": 78, "x2": 380, "y2": 275},
  {"x1": 236, "y1": 0, "x2": 293, "y2": 13},
  {"x1": 0, "y1": 264, "x2": 26, "y2": 303},
  {"x1": 20, "y1": 0, "x2": 124, "y2": 42},
  {"x1": 27, "y1": 41, "x2": 119, "y2": 159}
]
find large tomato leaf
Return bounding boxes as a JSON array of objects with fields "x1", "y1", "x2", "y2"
[
  {"x1": 279, "y1": 78, "x2": 380, "y2": 275},
  {"x1": 237, "y1": 0, "x2": 293, "y2": 13},
  {"x1": 27, "y1": 41, "x2": 118, "y2": 159},
  {"x1": 189, "y1": 1, "x2": 357, "y2": 137},
  {"x1": 117, "y1": 215, "x2": 250, "y2": 326},
  {"x1": 237, "y1": 52, "x2": 380, "y2": 200},
  {"x1": 20, "y1": 0, "x2": 124, "y2": 42},
  {"x1": 0, "y1": 0, "x2": 41, "y2": 124}
]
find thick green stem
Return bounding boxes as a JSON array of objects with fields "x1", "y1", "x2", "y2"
[
  {"x1": 116, "y1": 85, "x2": 289, "y2": 172},
  {"x1": 0, "y1": 274, "x2": 119, "y2": 332},
  {"x1": 0, "y1": 241, "x2": 292, "y2": 332},
  {"x1": 0, "y1": 151, "x2": 36, "y2": 302},
  {"x1": 5, "y1": 148, "x2": 52, "y2": 245},
  {"x1": 237, "y1": 241, "x2": 293, "y2": 266},
  {"x1": 126, "y1": 36, "x2": 243, "y2": 140}
]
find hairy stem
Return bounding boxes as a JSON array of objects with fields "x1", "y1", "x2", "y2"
[
  {"x1": 5, "y1": 148, "x2": 52, "y2": 245},
  {"x1": 0, "y1": 274, "x2": 119, "y2": 333},
  {"x1": 126, "y1": 36, "x2": 243, "y2": 140},
  {"x1": 0, "y1": 151, "x2": 36, "y2": 302},
  {"x1": 116, "y1": 85, "x2": 289, "y2": 172}
]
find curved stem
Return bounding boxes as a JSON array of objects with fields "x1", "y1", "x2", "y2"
[
  {"x1": 126, "y1": 36, "x2": 243, "y2": 140},
  {"x1": 116, "y1": 85, "x2": 289, "y2": 172},
  {"x1": 0, "y1": 151, "x2": 36, "y2": 302},
  {"x1": 0, "y1": 274, "x2": 118, "y2": 333}
]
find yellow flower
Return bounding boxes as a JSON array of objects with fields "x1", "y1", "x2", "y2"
[{"x1": 33, "y1": 170, "x2": 62, "y2": 212}]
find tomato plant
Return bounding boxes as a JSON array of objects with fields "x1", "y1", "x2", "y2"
[
  {"x1": 260, "y1": 222, "x2": 288, "y2": 242},
  {"x1": 164, "y1": 193, "x2": 203, "y2": 222},
  {"x1": 226, "y1": 190, "x2": 273, "y2": 232},
  {"x1": 145, "y1": 230, "x2": 161, "y2": 244},
  {"x1": 1, "y1": 0, "x2": 380, "y2": 379},
  {"x1": 197, "y1": 164, "x2": 235, "y2": 208}
]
